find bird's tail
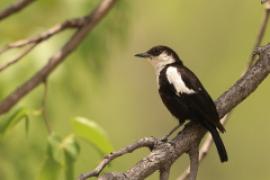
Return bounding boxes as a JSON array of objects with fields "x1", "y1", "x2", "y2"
[
  {"x1": 199, "y1": 120, "x2": 228, "y2": 162},
  {"x1": 208, "y1": 126, "x2": 228, "y2": 162}
]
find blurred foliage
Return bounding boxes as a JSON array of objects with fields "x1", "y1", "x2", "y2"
[
  {"x1": 0, "y1": 107, "x2": 30, "y2": 137},
  {"x1": 72, "y1": 117, "x2": 113, "y2": 155},
  {"x1": 38, "y1": 133, "x2": 80, "y2": 180},
  {"x1": 79, "y1": 0, "x2": 130, "y2": 77},
  {"x1": 0, "y1": 0, "x2": 270, "y2": 180},
  {"x1": 39, "y1": 134, "x2": 62, "y2": 180}
]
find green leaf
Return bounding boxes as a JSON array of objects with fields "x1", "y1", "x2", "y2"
[
  {"x1": 38, "y1": 133, "x2": 80, "y2": 180},
  {"x1": 0, "y1": 107, "x2": 29, "y2": 136},
  {"x1": 62, "y1": 135, "x2": 80, "y2": 180},
  {"x1": 38, "y1": 134, "x2": 62, "y2": 180},
  {"x1": 62, "y1": 135, "x2": 80, "y2": 161},
  {"x1": 38, "y1": 155, "x2": 61, "y2": 180},
  {"x1": 71, "y1": 117, "x2": 113, "y2": 154},
  {"x1": 47, "y1": 133, "x2": 63, "y2": 163}
]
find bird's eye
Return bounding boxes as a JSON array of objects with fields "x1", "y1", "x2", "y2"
[{"x1": 148, "y1": 48, "x2": 162, "y2": 56}]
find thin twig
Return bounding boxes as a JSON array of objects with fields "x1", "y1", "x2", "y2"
[
  {"x1": 0, "y1": 0, "x2": 35, "y2": 21},
  {"x1": 177, "y1": 115, "x2": 229, "y2": 180},
  {"x1": 248, "y1": 9, "x2": 270, "y2": 67},
  {"x1": 0, "y1": 17, "x2": 86, "y2": 55},
  {"x1": 161, "y1": 124, "x2": 181, "y2": 141},
  {"x1": 0, "y1": 0, "x2": 117, "y2": 116},
  {"x1": 79, "y1": 137, "x2": 157, "y2": 180},
  {"x1": 0, "y1": 17, "x2": 87, "y2": 72},
  {"x1": 0, "y1": 44, "x2": 36, "y2": 72}
]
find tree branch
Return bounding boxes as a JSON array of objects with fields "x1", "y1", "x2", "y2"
[
  {"x1": 0, "y1": 43, "x2": 36, "y2": 72},
  {"x1": 0, "y1": 0, "x2": 35, "y2": 21},
  {"x1": 215, "y1": 45, "x2": 270, "y2": 118},
  {"x1": 79, "y1": 137, "x2": 158, "y2": 180},
  {"x1": 0, "y1": 16, "x2": 88, "y2": 72},
  {"x1": 177, "y1": 115, "x2": 229, "y2": 180},
  {"x1": 0, "y1": 0, "x2": 117, "y2": 116},
  {"x1": 249, "y1": 9, "x2": 270, "y2": 67},
  {"x1": 187, "y1": 144, "x2": 199, "y2": 180},
  {"x1": 81, "y1": 44, "x2": 270, "y2": 179},
  {"x1": 159, "y1": 164, "x2": 171, "y2": 180},
  {"x1": 0, "y1": 16, "x2": 86, "y2": 54},
  {"x1": 178, "y1": 3, "x2": 270, "y2": 178}
]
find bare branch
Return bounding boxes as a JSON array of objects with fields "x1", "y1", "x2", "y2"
[
  {"x1": 216, "y1": 45, "x2": 270, "y2": 118},
  {"x1": 0, "y1": 0, "x2": 35, "y2": 21},
  {"x1": 0, "y1": 44, "x2": 36, "y2": 72},
  {"x1": 81, "y1": 44, "x2": 270, "y2": 179},
  {"x1": 79, "y1": 137, "x2": 157, "y2": 180},
  {"x1": 188, "y1": 144, "x2": 199, "y2": 180},
  {"x1": 159, "y1": 165, "x2": 171, "y2": 180},
  {"x1": 262, "y1": 0, "x2": 270, "y2": 9},
  {"x1": 248, "y1": 9, "x2": 270, "y2": 67},
  {"x1": 0, "y1": 17, "x2": 86, "y2": 55},
  {"x1": 161, "y1": 124, "x2": 181, "y2": 141},
  {"x1": 178, "y1": 6, "x2": 270, "y2": 178},
  {"x1": 0, "y1": 0, "x2": 117, "y2": 116},
  {"x1": 177, "y1": 115, "x2": 229, "y2": 180},
  {"x1": 98, "y1": 123, "x2": 205, "y2": 180},
  {"x1": 0, "y1": 16, "x2": 88, "y2": 72}
]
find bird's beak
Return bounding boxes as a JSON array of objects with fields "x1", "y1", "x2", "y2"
[
  {"x1": 261, "y1": 0, "x2": 268, "y2": 4},
  {"x1": 134, "y1": 52, "x2": 151, "y2": 59}
]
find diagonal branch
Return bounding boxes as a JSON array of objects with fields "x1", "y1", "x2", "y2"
[
  {"x1": 0, "y1": 0, "x2": 118, "y2": 116},
  {"x1": 0, "y1": 43, "x2": 37, "y2": 72},
  {"x1": 215, "y1": 46, "x2": 270, "y2": 118},
  {"x1": 178, "y1": 4, "x2": 270, "y2": 179},
  {"x1": 248, "y1": 9, "x2": 270, "y2": 67},
  {"x1": 81, "y1": 44, "x2": 270, "y2": 179},
  {"x1": 0, "y1": 16, "x2": 89, "y2": 72},
  {"x1": 79, "y1": 137, "x2": 157, "y2": 180},
  {"x1": 177, "y1": 115, "x2": 229, "y2": 180},
  {"x1": 0, "y1": 16, "x2": 86, "y2": 55},
  {"x1": 0, "y1": 0, "x2": 35, "y2": 21}
]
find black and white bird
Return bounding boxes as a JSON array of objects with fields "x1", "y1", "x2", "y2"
[{"x1": 135, "y1": 45, "x2": 228, "y2": 162}]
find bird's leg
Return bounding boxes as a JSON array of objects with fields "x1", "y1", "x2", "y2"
[{"x1": 161, "y1": 124, "x2": 181, "y2": 142}]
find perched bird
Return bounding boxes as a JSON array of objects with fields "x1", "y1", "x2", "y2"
[{"x1": 135, "y1": 45, "x2": 228, "y2": 162}]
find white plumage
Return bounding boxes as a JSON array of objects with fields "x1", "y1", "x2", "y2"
[
  {"x1": 166, "y1": 66, "x2": 196, "y2": 95},
  {"x1": 149, "y1": 52, "x2": 175, "y2": 76}
]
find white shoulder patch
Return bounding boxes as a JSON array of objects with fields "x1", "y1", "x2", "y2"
[{"x1": 166, "y1": 67, "x2": 196, "y2": 95}]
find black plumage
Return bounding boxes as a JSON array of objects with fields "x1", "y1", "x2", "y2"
[
  {"x1": 135, "y1": 45, "x2": 228, "y2": 162},
  {"x1": 159, "y1": 62, "x2": 227, "y2": 162}
]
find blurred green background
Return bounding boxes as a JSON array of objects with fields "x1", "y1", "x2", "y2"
[{"x1": 0, "y1": 0, "x2": 270, "y2": 179}]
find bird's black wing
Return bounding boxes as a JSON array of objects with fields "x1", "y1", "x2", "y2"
[{"x1": 178, "y1": 66, "x2": 225, "y2": 132}]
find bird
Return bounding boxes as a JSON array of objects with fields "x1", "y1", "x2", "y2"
[{"x1": 135, "y1": 45, "x2": 228, "y2": 162}]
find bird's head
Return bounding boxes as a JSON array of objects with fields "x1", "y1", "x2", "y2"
[{"x1": 135, "y1": 45, "x2": 182, "y2": 72}]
